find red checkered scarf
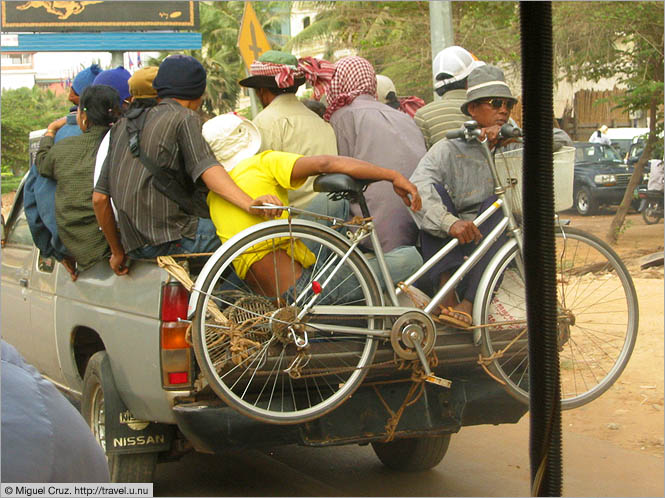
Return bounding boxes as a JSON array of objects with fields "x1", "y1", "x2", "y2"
[
  {"x1": 323, "y1": 56, "x2": 377, "y2": 121},
  {"x1": 249, "y1": 57, "x2": 335, "y2": 101}
]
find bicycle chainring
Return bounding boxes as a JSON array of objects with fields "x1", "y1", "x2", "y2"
[{"x1": 390, "y1": 310, "x2": 437, "y2": 360}]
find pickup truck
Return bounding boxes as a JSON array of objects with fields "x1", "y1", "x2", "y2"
[{"x1": 1, "y1": 179, "x2": 527, "y2": 483}]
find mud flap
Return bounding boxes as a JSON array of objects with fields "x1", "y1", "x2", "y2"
[{"x1": 97, "y1": 353, "x2": 174, "y2": 455}]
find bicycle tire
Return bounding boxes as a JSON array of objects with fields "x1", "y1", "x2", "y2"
[
  {"x1": 476, "y1": 226, "x2": 638, "y2": 409},
  {"x1": 192, "y1": 221, "x2": 382, "y2": 424}
]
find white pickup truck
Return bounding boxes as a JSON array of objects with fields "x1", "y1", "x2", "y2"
[{"x1": 1, "y1": 179, "x2": 528, "y2": 483}]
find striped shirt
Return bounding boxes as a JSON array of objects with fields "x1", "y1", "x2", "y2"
[
  {"x1": 95, "y1": 99, "x2": 218, "y2": 252},
  {"x1": 414, "y1": 89, "x2": 468, "y2": 150}
]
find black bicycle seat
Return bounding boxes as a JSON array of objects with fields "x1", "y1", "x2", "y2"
[{"x1": 313, "y1": 174, "x2": 376, "y2": 194}]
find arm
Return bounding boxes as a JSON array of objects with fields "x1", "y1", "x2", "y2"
[
  {"x1": 200, "y1": 165, "x2": 283, "y2": 218},
  {"x1": 35, "y1": 117, "x2": 68, "y2": 178},
  {"x1": 92, "y1": 192, "x2": 128, "y2": 276},
  {"x1": 291, "y1": 155, "x2": 421, "y2": 211}
]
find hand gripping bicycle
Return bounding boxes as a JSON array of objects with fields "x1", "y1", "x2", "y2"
[{"x1": 188, "y1": 121, "x2": 638, "y2": 424}]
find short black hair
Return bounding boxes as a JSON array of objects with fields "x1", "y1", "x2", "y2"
[
  {"x1": 435, "y1": 77, "x2": 467, "y2": 97},
  {"x1": 80, "y1": 85, "x2": 122, "y2": 128}
]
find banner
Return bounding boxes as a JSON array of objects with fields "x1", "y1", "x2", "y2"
[{"x1": 1, "y1": 1, "x2": 199, "y2": 31}]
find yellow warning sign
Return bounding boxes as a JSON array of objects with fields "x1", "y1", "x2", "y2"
[{"x1": 237, "y1": 2, "x2": 271, "y2": 71}]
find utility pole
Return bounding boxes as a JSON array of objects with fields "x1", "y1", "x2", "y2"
[
  {"x1": 110, "y1": 51, "x2": 124, "y2": 68},
  {"x1": 429, "y1": 1, "x2": 455, "y2": 99}
]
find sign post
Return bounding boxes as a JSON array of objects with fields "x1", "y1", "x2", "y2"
[{"x1": 237, "y1": 2, "x2": 271, "y2": 118}]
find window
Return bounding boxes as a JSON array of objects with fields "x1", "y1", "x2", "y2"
[
  {"x1": 5, "y1": 210, "x2": 34, "y2": 247},
  {"x1": 1, "y1": 53, "x2": 32, "y2": 66},
  {"x1": 303, "y1": 16, "x2": 310, "y2": 29}
]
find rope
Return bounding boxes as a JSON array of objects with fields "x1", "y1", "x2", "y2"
[
  {"x1": 372, "y1": 353, "x2": 439, "y2": 442},
  {"x1": 476, "y1": 326, "x2": 528, "y2": 385}
]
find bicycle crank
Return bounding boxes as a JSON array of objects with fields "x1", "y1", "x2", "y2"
[{"x1": 390, "y1": 311, "x2": 451, "y2": 388}]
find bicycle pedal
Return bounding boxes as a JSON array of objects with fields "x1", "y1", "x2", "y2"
[{"x1": 425, "y1": 374, "x2": 452, "y2": 388}]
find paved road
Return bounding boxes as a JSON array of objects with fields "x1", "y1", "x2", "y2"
[{"x1": 154, "y1": 416, "x2": 663, "y2": 497}]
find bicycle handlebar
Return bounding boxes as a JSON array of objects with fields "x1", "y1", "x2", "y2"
[{"x1": 445, "y1": 121, "x2": 523, "y2": 141}]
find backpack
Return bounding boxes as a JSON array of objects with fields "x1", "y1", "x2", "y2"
[{"x1": 126, "y1": 107, "x2": 210, "y2": 219}]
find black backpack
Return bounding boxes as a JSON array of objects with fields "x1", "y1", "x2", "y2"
[{"x1": 126, "y1": 107, "x2": 210, "y2": 219}]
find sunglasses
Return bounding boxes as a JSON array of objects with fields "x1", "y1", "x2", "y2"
[{"x1": 479, "y1": 98, "x2": 516, "y2": 110}]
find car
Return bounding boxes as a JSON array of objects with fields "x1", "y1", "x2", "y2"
[
  {"x1": 572, "y1": 142, "x2": 638, "y2": 215},
  {"x1": 604, "y1": 127, "x2": 650, "y2": 159}
]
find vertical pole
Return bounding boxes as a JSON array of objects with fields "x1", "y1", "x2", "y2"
[
  {"x1": 246, "y1": 69, "x2": 261, "y2": 118},
  {"x1": 429, "y1": 1, "x2": 454, "y2": 100},
  {"x1": 110, "y1": 51, "x2": 124, "y2": 68}
]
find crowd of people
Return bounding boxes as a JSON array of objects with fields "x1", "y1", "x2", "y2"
[{"x1": 28, "y1": 45, "x2": 533, "y2": 329}]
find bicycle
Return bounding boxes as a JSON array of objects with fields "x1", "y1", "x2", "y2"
[{"x1": 189, "y1": 121, "x2": 638, "y2": 425}]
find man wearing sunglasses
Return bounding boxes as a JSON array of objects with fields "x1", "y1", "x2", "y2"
[{"x1": 409, "y1": 65, "x2": 520, "y2": 329}]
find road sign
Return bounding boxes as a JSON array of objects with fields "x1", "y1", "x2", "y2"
[{"x1": 237, "y1": 2, "x2": 271, "y2": 71}]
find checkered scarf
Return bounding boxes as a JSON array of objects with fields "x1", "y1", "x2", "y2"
[
  {"x1": 323, "y1": 56, "x2": 377, "y2": 121},
  {"x1": 249, "y1": 57, "x2": 335, "y2": 100}
]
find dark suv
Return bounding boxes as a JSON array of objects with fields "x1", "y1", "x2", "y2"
[{"x1": 573, "y1": 142, "x2": 635, "y2": 215}]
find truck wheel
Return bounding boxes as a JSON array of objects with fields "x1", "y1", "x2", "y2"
[
  {"x1": 371, "y1": 434, "x2": 451, "y2": 472},
  {"x1": 82, "y1": 351, "x2": 158, "y2": 483},
  {"x1": 575, "y1": 187, "x2": 597, "y2": 216}
]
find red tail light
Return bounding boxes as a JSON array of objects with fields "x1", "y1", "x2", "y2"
[
  {"x1": 160, "y1": 282, "x2": 193, "y2": 389},
  {"x1": 161, "y1": 282, "x2": 188, "y2": 322}
]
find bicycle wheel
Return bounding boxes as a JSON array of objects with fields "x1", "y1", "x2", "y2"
[
  {"x1": 477, "y1": 226, "x2": 638, "y2": 409},
  {"x1": 192, "y1": 221, "x2": 382, "y2": 424}
]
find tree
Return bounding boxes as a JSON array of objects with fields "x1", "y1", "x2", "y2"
[
  {"x1": 553, "y1": 1, "x2": 664, "y2": 244},
  {"x1": 1, "y1": 86, "x2": 70, "y2": 176}
]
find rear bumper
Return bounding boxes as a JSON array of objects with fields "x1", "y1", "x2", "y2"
[{"x1": 172, "y1": 373, "x2": 528, "y2": 454}]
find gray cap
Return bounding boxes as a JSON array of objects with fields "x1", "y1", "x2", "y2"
[{"x1": 461, "y1": 64, "x2": 516, "y2": 116}]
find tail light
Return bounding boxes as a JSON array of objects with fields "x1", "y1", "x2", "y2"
[{"x1": 160, "y1": 282, "x2": 193, "y2": 389}]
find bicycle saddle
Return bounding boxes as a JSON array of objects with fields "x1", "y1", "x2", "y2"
[{"x1": 313, "y1": 174, "x2": 377, "y2": 194}]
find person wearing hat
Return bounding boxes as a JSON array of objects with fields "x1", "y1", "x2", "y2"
[
  {"x1": 93, "y1": 65, "x2": 160, "y2": 210},
  {"x1": 589, "y1": 124, "x2": 611, "y2": 145},
  {"x1": 376, "y1": 74, "x2": 425, "y2": 118},
  {"x1": 91, "y1": 66, "x2": 132, "y2": 107},
  {"x1": 410, "y1": 64, "x2": 521, "y2": 329},
  {"x1": 201, "y1": 112, "x2": 422, "y2": 300},
  {"x1": 414, "y1": 46, "x2": 485, "y2": 149},
  {"x1": 23, "y1": 63, "x2": 103, "y2": 268},
  {"x1": 93, "y1": 55, "x2": 281, "y2": 275},
  {"x1": 324, "y1": 56, "x2": 427, "y2": 257},
  {"x1": 239, "y1": 50, "x2": 338, "y2": 210}
]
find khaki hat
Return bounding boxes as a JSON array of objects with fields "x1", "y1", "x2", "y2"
[
  {"x1": 128, "y1": 66, "x2": 158, "y2": 99},
  {"x1": 461, "y1": 64, "x2": 517, "y2": 116}
]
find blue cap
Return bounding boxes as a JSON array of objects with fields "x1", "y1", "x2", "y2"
[
  {"x1": 72, "y1": 64, "x2": 102, "y2": 96},
  {"x1": 92, "y1": 66, "x2": 131, "y2": 102}
]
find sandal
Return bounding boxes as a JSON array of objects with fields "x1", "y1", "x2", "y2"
[{"x1": 437, "y1": 306, "x2": 473, "y2": 330}]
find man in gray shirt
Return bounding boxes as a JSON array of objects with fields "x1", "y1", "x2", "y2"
[{"x1": 410, "y1": 65, "x2": 520, "y2": 329}]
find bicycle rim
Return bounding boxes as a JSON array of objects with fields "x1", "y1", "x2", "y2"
[
  {"x1": 192, "y1": 222, "x2": 381, "y2": 424},
  {"x1": 479, "y1": 226, "x2": 638, "y2": 409}
]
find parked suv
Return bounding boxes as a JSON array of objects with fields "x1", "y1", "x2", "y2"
[{"x1": 573, "y1": 142, "x2": 635, "y2": 215}]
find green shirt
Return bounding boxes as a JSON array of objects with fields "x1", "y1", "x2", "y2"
[
  {"x1": 36, "y1": 125, "x2": 109, "y2": 271},
  {"x1": 414, "y1": 89, "x2": 468, "y2": 150}
]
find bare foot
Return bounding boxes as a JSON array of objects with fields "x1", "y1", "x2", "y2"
[{"x1": 61, "y1": 257, "x2": 78, "y2": 281}]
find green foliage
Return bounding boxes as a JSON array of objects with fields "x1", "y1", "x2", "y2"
[
  {"x1": 553, "y1": 2, "x2": 664, "y2": 128},
  {"x1": 1, "y1": 176, "x2": 22, "y2": 194},
  {"x1": 1, "y1": 86, "x2": 70, "y2": 176}
]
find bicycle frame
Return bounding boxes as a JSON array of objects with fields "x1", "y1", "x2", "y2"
[{"x1": 303, "y1": 134, "x2": 527, "y2": 332}]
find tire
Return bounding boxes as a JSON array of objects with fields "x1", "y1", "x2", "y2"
[
  {"x1": 642, "y1": 201, "x2": 662, "y2": 225},
  {"x1": 192, "y1": 222, "x2": 382, "y2": 425},
  {"x1": 82, "y1": 351, "x2": 158, "y2": 483},
  {"x1": 575, "y1": 186, "x2": 597, "y2": 216},
  {"x1": 476, "y1": 227, "x2": 638, "y2": 409},
  {"x1": 371, "y1": 434, "x2": 451, "y2": 472}
]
